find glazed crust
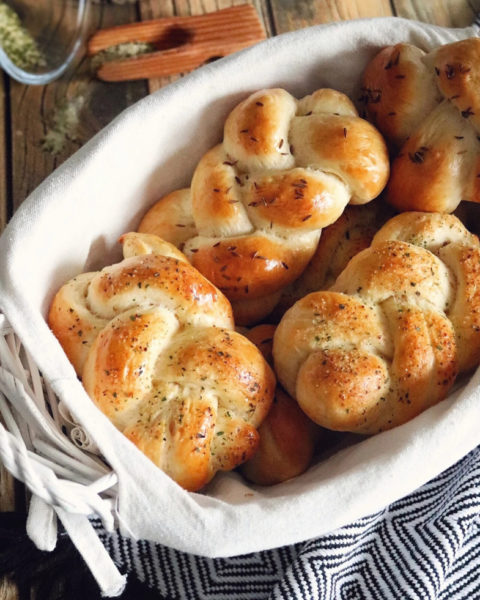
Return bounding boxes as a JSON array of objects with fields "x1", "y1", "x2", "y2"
[
  {"x1": 361, "y1": 43, "x2": 440, "y2": 150},
  {"x1": 373, "y1": 212, "x2": 480, "y2": 372},
  {"x1": 48, "y1": 233, "x2": 275, "y2": 491},
  {"x1": 273, "y1": 213, "x2": 480, "y2": 434},
  {"x1": 274, "y1": 201, "x2": 392, "y2": 318},
  {"x1": 137, "y1": 189, "x2": 196, "y2": 249},
  {"x1": 361, "y1": 37, "x2": 480, "y2": 213},
  {"x1": 139, "y1": 87, "x2": 389, "y2": 324},
  {"x1": 240, "y1": 325, "x2": 317, "y2": 486}
]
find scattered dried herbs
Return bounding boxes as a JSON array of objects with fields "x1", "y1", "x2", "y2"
[
  {"x1": 90, "y1": 41, "x2": 155, "y2": 71},
  {"x1": 0, "y1": 2, "x2": 46, "y2": 70},
  {"x1": 41, "y1": 95, "x2": 86, "y2": 155}
]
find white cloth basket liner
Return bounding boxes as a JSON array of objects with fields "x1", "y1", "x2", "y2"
[{"x1": 0, "y1": 16, "x2": 479, "y2": 595}]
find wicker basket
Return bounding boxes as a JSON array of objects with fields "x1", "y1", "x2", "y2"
[
  {"x1": 1, "y1": 17, "x2": 480, "y2": 598},
  {"x1": 0, "y1": 313, "x2": 126, "y2": 594}
]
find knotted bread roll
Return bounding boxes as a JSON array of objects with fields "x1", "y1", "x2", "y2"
[
  {"x1": 240, "y1": 324, "x2": 318, "y2": 485},
  {"x1": 48, "y1": 233, "x2": 275, "y2": 491},
  {"x1": 361, "y1": 37, "x2": 480, "y2": 213},
  {"x1": 273, "y1": 213, "x2": 480, "y2": 435},
  {"x1": 273, "y1": 200, "x2": 392, "y2": 318},
  {"x1": 139, "y1": 88, "x2": 389, "y2": 325}
]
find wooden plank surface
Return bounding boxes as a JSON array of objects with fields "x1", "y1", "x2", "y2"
[
  {"x1": 0, "y1": 74, "x2": 7, "y2": 231},
  {"x1": 10, "y1": 1, "x2": 148, "y2": 212},
  {"x1": 139, "y1": 0, "x2": 272, "y2": 94},
  {"x1": 1, "y1": 0, "x2": 479, "y2": 597},
  {"x1": 392, "y1": 0, "x2": 480, "y2": 26},
  {"x1": 0, "y1": 62, "x2": 16, "y2": 600},
  {"x1": 270, "y1": 0, "x2": 393, "y2": 32},
  {"x1": 269, "y1": 0, "x2": 480, "y2": 30}
]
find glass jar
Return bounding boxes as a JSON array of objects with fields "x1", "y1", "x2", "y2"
[{"x1": 0, "y1": 0, "x2": 90, "y2": 85}]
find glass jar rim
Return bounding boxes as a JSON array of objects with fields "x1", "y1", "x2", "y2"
[{"x1": 0, "y1": 0, "x2": 90, "y2": 85}]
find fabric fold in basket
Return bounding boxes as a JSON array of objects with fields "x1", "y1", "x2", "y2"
[
  {"x1": 0, "y1": 17, "x2": 480, "y2": 561},
  {"x1": 96, "y1": 442, "x2": 480, "y2": 599}
]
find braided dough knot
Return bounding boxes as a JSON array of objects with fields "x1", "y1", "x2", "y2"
[
  {"x1": 139, "y1": 88, "x2": 389, "y2": 324},
  {"x1": 361, "y1": 37, "x2": 480, "y2": 212},
  {"x1": 48, "y1": 233, "x2": 275, "y2": 491},
  {"x1": 273, "y1": 213, "x2": 480, "y2": 434}
]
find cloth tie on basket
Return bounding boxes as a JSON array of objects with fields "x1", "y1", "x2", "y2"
[{"x1": 0, "y1": 313, "x2": 126, "y2": 595}]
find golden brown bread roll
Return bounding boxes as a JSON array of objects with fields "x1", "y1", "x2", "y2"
[
  {"x1": 372, "y1": 212, "x2": 480, "y2": 373},
  {"x1": 274, "y1": 200, "x2": 392, "y2": 318},
  {"x1": 361, "y1": 37, "x2": 480, "y2": 213},
  {"x1": 240, "y1": 387, "x2": 317, "y2": 486},
  {"x1": 360, "y1": 43, "x2": 441, "y2": 150},
  {"x1": 48, "y1": 233, "x2": 275, "y2": 491},
  {"x1": 139, "y1": 88, "x2": 389, "y2": 325},
  {"x1": 273, "y1": 213, "x2": 480, "y2": 435},
  {"x1": 240, "y1": 324, "x2": 317, "y2": 485}
]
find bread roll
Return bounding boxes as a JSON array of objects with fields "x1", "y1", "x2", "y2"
[
  {"x1": 139, "y1": 88, "x2": 389, "y2": 324},
  {"x1": 48, "y1": 233, "x2": 275, "y2": 491},
  {"x1": 240, "y1": 324, "x2": 317, "y2": 485},
  {"x1": 274, "y1": 200, "x2": 392, "y2": 318},
  {"x1": 273, "y1": 213, "x2": 480, "y2": 434},
  {"x1": 361, "y1": 38, "x2": 480, "y2": 213}
]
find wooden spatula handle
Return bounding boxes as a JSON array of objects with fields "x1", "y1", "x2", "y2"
[
  {"x1": 96, "y1": 45, "x2": 206, "y2": 82},
  {"x1": 89, "y1": 5, "x2": 266, "y2": 82},
  {"x1": 88, "y1": 5, "x2": 264, "y2": 54}
]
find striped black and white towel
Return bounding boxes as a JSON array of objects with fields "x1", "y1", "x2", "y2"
[{"x1": 97, "y1": 442, "x2": 480, "y2": 600}]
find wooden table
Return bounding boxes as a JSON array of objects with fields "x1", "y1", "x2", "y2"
[{"x1": 1, "y1": 0, "x2": 479, "y2": 597}]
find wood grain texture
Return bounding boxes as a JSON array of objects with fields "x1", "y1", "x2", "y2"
[
  {"x1": 269, "y1": 0, "x2": 480, "y2": 32},
  {"x1": 92, "y1": 5, "x2": 266, "y2": 81},
  {"x1": 0, "y1": 75, "x2": 7, "y2": 231},
  {"x1": 0, "y1": 66, "x2": 15, "y2": 599},
  {"x1": 393, "y1": 0, "x2": 480, "y2": 26},
  {"x1": 139, "y1": 0, "x2": 272, "y2": 93},
  {"x1": 10, "y1": 2, "x2": 148, "y2": 212},
  {"x1": 0, "y1": 578, "x2": 18, "y2": 600},
  {"x1": 0, "y1": 457, "x2": 17, "y2": 600},
  {"x1": 269, "y1": 0, "x2": 393, "y2": 32},
  {"x1": 0, "y1": 458, "x2": 15, "y2": 511}
]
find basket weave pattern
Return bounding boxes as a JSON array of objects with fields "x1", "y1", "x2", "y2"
[{"x1": 0, "y1": 312, "x2": 126, "y2": 595}]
